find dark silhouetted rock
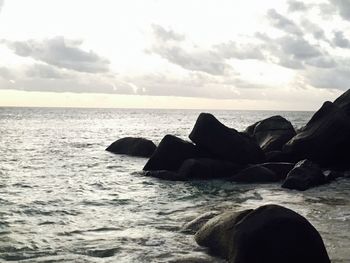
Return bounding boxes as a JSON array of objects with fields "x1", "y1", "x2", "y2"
[
  {"x1": 323, "y1": 170, "x2": 344, "y2": 181},
  {"x1": 144, "y1": 170, "x2": 184, "y2": 181},
  {"x1": 245, "y1": 116, "x2": 296, "y2": 152},
  {"x1": 282, "y1": 160, "x2": 327, "y2": 191},
  {"x1": 189, "y1": 113, "x2": 265, "y2": 164},
  {"x1": 260, "y1": 162, "x2": 295, "y2": 180},
  {"x1": 284, "y1": 90, "x2": 350, "y2": 170},
  {"x1": 265, "y1": 150, "x2": 295, "y2": 163},
  {"x1": 195, "y1": 204, "x2": 330, "y2": 263},
  {"x1": 178, "y1": 158, "x2": 241, "y2": 180},
  {"x1": 143, "y1": 135, "x2": 199, "y2": 171},
  {"x1": 106, "y1": 137, "x2": 156, "y2": 157},
  {"x1": 229, "y1": 165, "x2": 278, "y2": 183}
]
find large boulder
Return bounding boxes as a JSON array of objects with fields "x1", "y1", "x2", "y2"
[
  {"x1": 178, "y1": 158, "x2": 241, "y2": 180},
  {"x1": 143, "y1": 135, "x2": 200, "y2": 171},
  {"x1": 106, "y1": 137, "x2": 156, "y2": 157},
  {"x1": 195, "y1": 204, "x2": 330, "y2": 263},
  {"x1": 284, "y1": 90, "x2": 350, "y2": 170},
  {"x1": 189, "y1": 113, "x2": 265, "y2": 165},
  {"x1": 229, "y1": 165, "x2": 279, "y2": 183},
  {"x1": 245, "y1": 116, "x2": 296, "y2": 152},
  {"x1": 282, "y1": 159, "x2": 327, "y2": 191}
]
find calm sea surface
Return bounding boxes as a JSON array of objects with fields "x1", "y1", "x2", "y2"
[{"x1": 0, "y1": 107, "x2": 349, "y2": 262}]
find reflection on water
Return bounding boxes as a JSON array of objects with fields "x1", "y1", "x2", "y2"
[{"x1": 0, "y1": 107, "x2": 349, "y2": 262}]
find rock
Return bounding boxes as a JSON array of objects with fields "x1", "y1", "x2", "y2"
[
  {"x1": 144, "y1": 170, "x2": 184, "y2": 181},
  {"x1": 178, "y1": 158, "x2": 241, "y2": 180},
  {"x1": 195, "y1": 209, "x2": 253, "y2": 259},
  {"x1": 189, "y1": 113, "x2": 265, "y2": 165},
  {"x1": 265, "y1": 150, "x2": 295, "y2": 163},
  {"x1": 229, "y1": 165, "x2": 278, "y2": 183},
  {"x1": 260, "y1": 162, "x2": 295, "y2": 180},
  {"x1": 195, "y1": 204, "x2": 330, "y2": 263},
  {"x1": 181, "y1": 211, "x2": 221, "y2": 234},
  {"x1": 106, "y1": 137, "x2": 156, "y2": 157},
  {"x1": 245, "y1": 116, "x2": 296, "y2": 152},
  {"x1": 284, "y1": 90, "x2": 350, "y2": 170},
  {"x1": 143, "y1": 135, "x2": 199, "y2": 171},
  {"x1": 282, "y1": 160, "x2": 327, "y2": 191},
  {"x1": 322, "y1": 170, "x2": 344, "y2": 181}
]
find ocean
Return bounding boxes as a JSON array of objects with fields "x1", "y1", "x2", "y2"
[{"x1": 0, "y1": 107, "x2": 349, "y2": 262}]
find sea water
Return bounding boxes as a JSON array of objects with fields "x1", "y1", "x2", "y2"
[{"x1": 0, "y1": 107, "x2": 349, "y2": 262}]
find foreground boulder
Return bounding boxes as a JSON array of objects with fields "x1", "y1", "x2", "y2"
[
  {"x1": 143, "y1": 135, "x2": 200, "y2": 171},
  {"x1": 106, "y1": 137, "x2": 156, "y2": 157},
  {"x1": 282, "y1": 159, "x2": 327, "y2": 191},
  {"x1": 284, "y1": 90, "x2": 350, "y2": 170},
  {"x1": 245, "y1": 115, "x2": 296, "y2": 152},
  {"x1": 178, "y1": 158, "x2": 241, "y2": 180},
  {"x1": 195, "y1": 204, "x2": 330, "y2": 263},
  {"x1": 189, "y1": 113, "x2": 265, "y2": 165}
]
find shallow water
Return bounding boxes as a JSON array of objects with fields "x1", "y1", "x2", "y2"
[{"x1": 0, "y1": 107, "x2": 349, "y2": 262}]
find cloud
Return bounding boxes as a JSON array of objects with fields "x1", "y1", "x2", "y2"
[
  {"x1": 277, "y1": 36, "x2": 321, "y2": 59},
  {"x1": 0, "y1": 0, "x2": 4, "y2": 13},
  {"x1": 305, "y1": 67, "x2": 350, "y2": 90},
  {"x1": 333, "y1": 31, "x2": 350, "y2": 48},
  {"x1": 3, "y1": 36, "x2": 110, "y2": 73},
  {"x1": 330, "y1": 0, "x2": 350, "y2": 20},
  {"x1": 300, "y1": 19, "x2": 325, "y2": 39},
  {"x1": 149, "y1": 25, "x2": 230, "y2": 75},
  {"x1": 214, "y1": 41, "x2": 265, "y2": 60},
  {"x1": 266, "y1": 9, "x2": 302, "y2": 36},
  {"x1": 287, "y1": 0, "x2": 308, "y2": 12},
  {"x1": 151, "y1": 24, "x2": 185, "y2": 42},
  {"x1": 151, "y1": 45, "x2": 229, "y2": 75}
]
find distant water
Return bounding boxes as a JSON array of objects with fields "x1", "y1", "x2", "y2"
[{"x1": 0, "y1": 107, "x2": 349, "y2": 262}]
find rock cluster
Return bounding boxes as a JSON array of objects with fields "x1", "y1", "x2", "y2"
[{"x1": 107, "y1": 89, "x2": 350, "y2": 191}]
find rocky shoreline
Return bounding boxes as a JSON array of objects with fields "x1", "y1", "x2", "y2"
[{"x1": 106, "y1": 89, "x2": 350, "y2": 262}]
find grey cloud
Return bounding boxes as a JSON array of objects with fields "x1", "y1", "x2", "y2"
[
  {"x1": 214, "y1": 41, "x2": 265, "y2": 60},
  {"x1": 306, "y1": 68, "x2": 350, "y2": 90},
  {"x1": 287, "y1": 1, "x2": 308, "y2": 12},
  {"x1": 305, "y1": 56, "x2": 337, "y2": 68},
  {"x1": 333, "y1": 31, "x2": 350, "y2": 48},
  {"x1": 3, "y1": 36, "x2": 110, "y2": 73},
  {"x1": 151, "y1": 24, "x2": 185, "y2": 42},
  {"x1": 330, "y1": 0, "x2": 350, "y2": 20},
  {"x1": 267, "y1": 9, "x2": 302, "y2": 35},
  {"x1": 278, "y1": 36, "x2": 321, "y2": 59},
  {"x1": 26, "y1": 64, "x2": 68, "y2": 79},
  {"x1": 0, "y1": 67, "x2": 13, "y2": 79},
  {"x1": 300, "y1": 19, "x2": 325, "y2": 39},
  {"x1": 151, "y1": 45, "x2": 229, "y2": 75}
]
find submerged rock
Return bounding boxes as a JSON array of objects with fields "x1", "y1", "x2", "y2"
[
  {"x1": 245, "y1": 115, "x2": 296, "y2": 152},
  {"x1": 106, "y1": 137, "x2": 156, "y2": 157},
  {"x1": 260, "y1": 162, "x2": 295, "y2": 180},
  {"x1": 282, "y1": 159, "x2": 326, "y2": 191},
  {"x1": 189, "y1": 113, "x2": 265, "y2": 165},
  {"x1": 178, "y1": 158, "x2": 241, "y2": 180},
  {"x1": 229, "y1": 165, "x2": 278, "y2": 183},
  {"x1": 195, "y1": 204, "x2": 330, "y2": 263},
  {"x1": 143, "y1": 135, "x2": 199, "y2": 171},
  {"x1": 284, "y1": 89, "x2": 350, "y2": 170}
]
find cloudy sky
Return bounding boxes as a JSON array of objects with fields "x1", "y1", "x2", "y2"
[{"x1": 0, "y1": 0, "x2": 349, "y2": 110}]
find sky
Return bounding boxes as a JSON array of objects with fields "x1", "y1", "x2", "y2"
[{"x1": 0, "y1": 0, "x2": 349, "y2": 110}]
